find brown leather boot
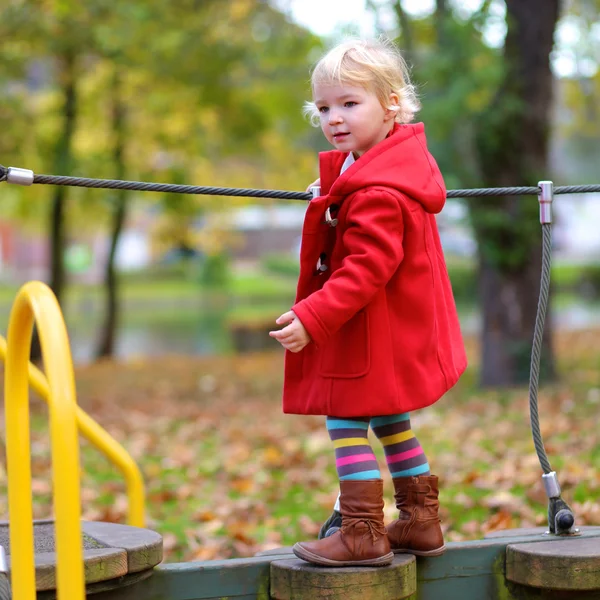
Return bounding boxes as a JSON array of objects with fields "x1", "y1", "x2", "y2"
[
  {"x1": 386, "y1": 475, "x2": 445, "y2": 556},
  {"x1": 293, "y1": 479, "x2": 394, "y2": 567}
]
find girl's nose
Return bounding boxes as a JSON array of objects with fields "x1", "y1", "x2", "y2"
[{"x1": 328, "y1": 111, "x2": 342, "y2": 125}]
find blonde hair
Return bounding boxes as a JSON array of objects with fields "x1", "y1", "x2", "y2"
[{"x1": 303, "y1": 38, "x2": 420, "y2": 127}]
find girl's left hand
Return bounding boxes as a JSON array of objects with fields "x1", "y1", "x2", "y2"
[{"x1": 269, "y1": 310, "x2": 311, "y2": 352}]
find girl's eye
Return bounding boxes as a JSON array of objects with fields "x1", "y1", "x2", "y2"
[
  {"x1": 318, "y1": 106, "x2": 329, "y2": 114},
  {"x1": 345, "y1": 101, "x2": 357, "y2": 108}
]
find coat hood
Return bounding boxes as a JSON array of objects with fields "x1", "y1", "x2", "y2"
[{"x1": 319, "y1": 122, "x2": 446, "y2": 214}]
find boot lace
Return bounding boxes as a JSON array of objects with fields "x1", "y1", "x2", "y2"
[{"x1": 341, "y1": 517, "x2": 386, "y2": 543}]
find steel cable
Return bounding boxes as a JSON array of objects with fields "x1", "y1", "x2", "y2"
[
  {"x1": 529, "y1": 223, "x2": 553, "y2": 474},
  {"x1": 1, "y1": 164, "x2": 600, "y2": 199}
]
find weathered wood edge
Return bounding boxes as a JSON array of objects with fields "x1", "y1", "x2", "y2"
[
  {"x1": 20, "y1": 548, "x2": 128, "y2": 592},
  {"x1": 506, "y1": 537, "x2": 600, "y2": 591},
  {"x1": 270, "y1": 555, "x2": 417, "y2": 600},
  {"x1": 78, "y1": 529, "x2": 600, "y2": 600},
  {"x1": 416, "y1": 527, "x2": 600, "y2": 600},
  {"x1": 82, "y1": 521, "x2": 163, "y2": 573}
]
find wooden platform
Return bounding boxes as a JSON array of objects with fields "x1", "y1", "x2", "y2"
[
  {"x1": 270, "y1": 554, "x2": 416, "y2": 600},
  {"x1": 0, "y1": 519, "x2": 163, "y2": 593},
  {"x1": 5, "y1": 525, "x2": 597, "y2": 599},
  {"x1": 506, "y1": 537, "x2": 600, "y2": 591}
]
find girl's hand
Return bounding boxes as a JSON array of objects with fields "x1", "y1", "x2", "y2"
[
  {"x1": 269, "y1": 310, "x2": 311, "y2": 352},
  {"x1": 306, "y1": 178, "x2": 321, "y2": 194}
]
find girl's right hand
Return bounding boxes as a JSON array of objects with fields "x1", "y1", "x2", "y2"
[{"x1": 306, "y1": 178, "x2": 321, "y2": 194}]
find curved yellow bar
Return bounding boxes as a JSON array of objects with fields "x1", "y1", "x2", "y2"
[
  {"x1": 5, "y1": 281, "x2": 85, "y2": 600},
  {"x1": 0, "y1": 337, "x2": 146, "y2": 528}
]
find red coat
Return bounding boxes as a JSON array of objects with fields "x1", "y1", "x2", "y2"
[{"x1": 283, "y1": 123, "x2": 467, "y2": 417}]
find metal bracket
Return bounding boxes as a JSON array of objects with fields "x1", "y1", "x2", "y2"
[
  {"x1": 542, "y1": 472, "x2": 561, "y2": 498},
  {"x1": 6, "y1": 166, "x2": 34, "y2": 186},
  {"x1": 538, "y1": 180, "x2": 553, "y2": 224}
]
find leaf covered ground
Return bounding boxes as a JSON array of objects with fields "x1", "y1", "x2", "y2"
[{"x1": 0, "y1": 330, "x2": 599, "y2": 563}]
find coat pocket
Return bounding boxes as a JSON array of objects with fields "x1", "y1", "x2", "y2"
[{"x1": 319, "y1": 310, "x2": 370, "y2": 378}]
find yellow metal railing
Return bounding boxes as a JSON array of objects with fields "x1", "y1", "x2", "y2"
[
  {"x1": 0, "y1": 337, "x2": 146, "y2": 528},
  {"x1": 4, "y1": 281, "x2": 85, "y2": 599}
]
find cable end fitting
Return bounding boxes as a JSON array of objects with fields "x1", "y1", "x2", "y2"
[
  {"x1": 542, "y1": 471, "x2": 561, "y2": 498},
  {"x1": 7, "y1": 167, "x2": 34, "y2": 186},
  {"x1": 310, "y1": 185, "x2": 321, "y2": 200},
  {"x1": 538, "y1": 180, "x2": 553, "y2": 224}
]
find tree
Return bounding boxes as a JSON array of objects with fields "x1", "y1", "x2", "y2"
[
  {"x1": 96, "y1": 69, "x2": 127, "y2": 359},
  {"x1": 368, "y1": 0, "x2": 561, "y2": 386},
  {"x1": 470, "y1": 0, "x2": 560, "y2": 385},
  {"x1": 1, "y1": 0, "x2": 322, "y2": 359}
]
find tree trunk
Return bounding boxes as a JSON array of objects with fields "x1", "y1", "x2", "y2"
[
  {"x1": 434, "y1": 0, "x2": 449, "y2": 48},
  {"x1": 96, "y1": 69, "x2": 127, "y2": 359},
  {"x1": 31, "y1": 49, "x2": 78, "y2": 361},
  {"x1": 49, "y1": 49, "x2": 78, "y2": 305},
  {"x1": 394, "y1": 0, "x2": 414, "y2": 66},
  {"x1": 471, "y1": 0, "x2": 560, "y2": 386}
]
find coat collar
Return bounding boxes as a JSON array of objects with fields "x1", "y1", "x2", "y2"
[{"x1": 317, "y1": 122, "x2": 412, "y2": 197}]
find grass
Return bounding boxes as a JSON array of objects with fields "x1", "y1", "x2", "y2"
[{"x1": 0, "y1": 329, "x2": 598, "y2": 564}]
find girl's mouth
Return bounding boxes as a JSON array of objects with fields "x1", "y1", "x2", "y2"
[{"x1": 333, "y1": 133, "x2": 350, "y2": 140}]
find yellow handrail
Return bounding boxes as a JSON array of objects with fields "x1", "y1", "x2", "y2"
[
  {"x1": 4, "y1": 281, "x2": 85, "y2": 600},
  {"x1": 0, "y1": 337, "x2": 146, "y2": 528}
]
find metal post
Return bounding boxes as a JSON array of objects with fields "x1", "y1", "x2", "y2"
[{"x1": 538, "y1": 180, "x2": 553, "y2": 224}]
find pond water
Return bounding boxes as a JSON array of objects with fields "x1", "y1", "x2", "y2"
[{"x1": 60, "y1": 295, "x2": 600, "y2": 364}]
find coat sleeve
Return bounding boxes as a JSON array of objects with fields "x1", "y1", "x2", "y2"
[{"x1": 292, "y1": 188, "x2": 404, "y2": 347}]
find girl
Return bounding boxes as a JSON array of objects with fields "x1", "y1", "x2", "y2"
[{"x1": 270, "y1": 38, "x2": 467, "y2": 568}]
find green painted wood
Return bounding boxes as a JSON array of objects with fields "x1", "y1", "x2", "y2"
[
  {"x1": 39, "y1": 569, "x2": 155, "y2": 600},
  {"x1": 254, "y1": 546, "x2": 294, "y2": 557},
  {"x1": 506, "y1": 537, "x2": 600, "y2": 591},
  {"x1": 68, "y1": 528, "x2": 600, "y2": 600},
  {"x1": 486, "y1": 526, "x2": 600, "y2": 539},
  {"x1": 416, "y1": 527, "x2": 600, "y2": 600},
  {"x1": 88, "y1": 554, "x2": 293, "y2": 600}
]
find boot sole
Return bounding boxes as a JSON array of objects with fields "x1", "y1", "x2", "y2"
[
  {"x1": 293, "y1": 543, "x2": 394, "y2": 567},
  {"x1": 393, "y1": 545, "x2": 446, "y2": 557}
]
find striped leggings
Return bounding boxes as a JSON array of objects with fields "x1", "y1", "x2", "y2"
[{"x1": 327, "y1": 414, "x2": 430, "y2": 481}]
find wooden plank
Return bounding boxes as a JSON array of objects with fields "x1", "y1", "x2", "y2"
[
  {"x1": 32, "y1": 548, "x2": 127, "y2": 592},
  {"x1": 506, "y1": 538, "x2": 600, "y2": 590},
  {"x1": 416, "y1": 528, "x2": 600, "y2": 600},
  {"x1": 83, "y1": 521, "x2": 163, "y2": 573},
  {"x1": 486, "y1": 526, "x2": 600, "y2": 539},
  {"x1": 270, "y1": 556, "x2": 416, "y2": 600},
  {"x1": 76, "y1": 528, "x2": 600, "y2": 600},
  {"x1": 87, "y1": 554, "x2": 293, "y2": 600}
]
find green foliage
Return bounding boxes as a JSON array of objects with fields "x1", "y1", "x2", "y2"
[
  {"x1": 261, "y1": 254, "x2": 300, "y2": 278},
  {"x1": 576, "y1": 263, "x2": 600, "y2": 297},
  {"x1": 198, "y1": 253, "x2": 231, "y2": 289},
  {"x1": 467, "y1": 196, "x2": 541, "y2": 271},
  {"x1": 446, "y1": 261, "x2": 478, "y2": 304},
  {"x1": 0, "y1": 0, "x2": 322, "y2": 239}
]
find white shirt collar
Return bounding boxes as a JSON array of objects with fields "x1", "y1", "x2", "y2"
[{"x1": 340, "y1": 152, "x2": 355, "y2": 174}]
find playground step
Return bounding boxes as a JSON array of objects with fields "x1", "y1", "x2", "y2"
[
  {"x1": 270, "y1": 554, "x2": 416, "y2": 600},
  {"x1": 506, "y1": 536, "x2": 600, "y2": 591},
  {"x1": 0, "y1": 519, "x2": 162, "y2": 593}
]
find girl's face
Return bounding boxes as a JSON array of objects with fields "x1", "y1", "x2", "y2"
[{"x1": 313, "y1": 82, "x2": 398, "y2": 157}]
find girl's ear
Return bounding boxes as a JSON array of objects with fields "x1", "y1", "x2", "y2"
[{"x1": 385, "y1": 92, "x2": 400, "y2": 120}]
